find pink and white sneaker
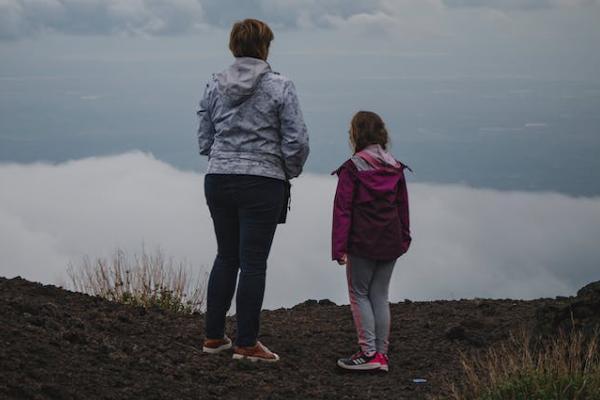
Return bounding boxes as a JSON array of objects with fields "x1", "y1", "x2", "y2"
[
  {"x1": 376, "y1": 353, "x2": 389, "y2": 372},
  {"x1": 337, "y1": 351, "x2": 381, "y2": 371}
]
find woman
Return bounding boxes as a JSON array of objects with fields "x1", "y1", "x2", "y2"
[{"x1": 197, "y1": 19, "x2": 309, "y2": 362}]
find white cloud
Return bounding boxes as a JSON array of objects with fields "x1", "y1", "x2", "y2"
[
  {"x1": 324, "y1": 12, "x2": 398, "y2": 36},
  {"x1": 79, "y1": 94, "x2": 102, "y2": 101},
  {"x1": 1, "y1": 0, "x2": 598, "y2": 40},
  {"x1": 1, "y1": 153, "x2": 599, "y2": 308},
  {"x1": 0, "y1": 0, "x2": 205, "y2": 39},
  {"x1": 0, "y1": 0, "x2": 376, "y2": 39},
  {"x1": 442, "y1": 0, "x2": 599, "y2": 10},
  {"x1": 525, "y1": 122, "x2": 548, "y2": 128},
  {"x1": 325, "y1": 0, "x2": 447, "y2": 38},
  {"x1": 197, "y1": 0, "x2": 376, "y2": 29}
]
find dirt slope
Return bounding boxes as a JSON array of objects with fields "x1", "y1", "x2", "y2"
[{"x1": 0, "y1": 277, "x2": 554, "y2": 399}]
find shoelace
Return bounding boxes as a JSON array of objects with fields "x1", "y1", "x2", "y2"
[{"x1": 352, "y1": 351, "x2": 375, "y2": 360}]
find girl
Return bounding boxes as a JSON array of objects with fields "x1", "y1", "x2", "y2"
[{"x1": 332, "y1": 111, "x2": 411, "y2": 372}]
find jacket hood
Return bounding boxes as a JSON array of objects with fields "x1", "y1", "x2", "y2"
[
  {"x1": 215, "y1": 57, "x2": 271, "y2": 105},
  {"x1": 332, "y1": 144, "x2": 407, "y2": 196},
  {"x1": 353, "y1": 165, "x2": 404, "y2": 196},
  {"x1": 358, "y1": 144, "x2": 399, "y2": 169}
]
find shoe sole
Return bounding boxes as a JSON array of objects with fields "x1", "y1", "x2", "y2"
[
  {"x1": 337, "y1": 360, "x2": 381, "y2": 371},
  {"x1": 202, "y1": 342, "x2": 232, "y2": 354},
  {"x1": 232, "y1": 353, "x2": 280, "y2": 363},
  {"x1": 379, "y1": 365, "x2": 389, "y2": 372}
]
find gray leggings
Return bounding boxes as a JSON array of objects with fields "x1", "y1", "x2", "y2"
[{"x1": 346, "y1": 255, "x2": 396, "y2": 355}]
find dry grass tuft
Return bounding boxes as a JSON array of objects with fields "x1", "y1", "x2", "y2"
[
  {"x1": 67, "y1": 248, "x2": 206, "y2": 314},
  {"x1": 447, "y1": 329, "x2": 600, "y2": 400}
]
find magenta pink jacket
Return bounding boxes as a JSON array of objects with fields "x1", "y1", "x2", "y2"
[{"x1": 331, "y1": 148, "x2": 411, "y2": 262}]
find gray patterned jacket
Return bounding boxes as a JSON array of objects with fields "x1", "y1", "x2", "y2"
[{"x1": 197, "y1": 57, "x2": 309, "y2": 180}]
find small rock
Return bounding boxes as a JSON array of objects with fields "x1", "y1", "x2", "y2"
[
  {"x1": 118, "y1": 314, "x2": 131, "y2": 323},
  {"x1": 318, "y1": 299, "x2": 336, "y2": 306},
  {"x1": 62, "y1": 330, "x2": 86, "y2": 344},
  {"x1": 40, "y1": 302, "x2": 59, "y2": 317},
  {"x1": 68, "y1": 317, "x2": 85, "y2": 329},
  {"x1": 461, "y1": 318, "x2": 486, "y2": 330},
  {"x1": 108, "y1": 351, "x2": 128, "y2": 362},
  {"x1": 444, "y1": 324, "x2": 486, "y2": 347},
  {"x1": 577, "y1": 281, "x2": 600, "y2": 299},
  {"x1": 535, "y1": 280, "x2": 600, "y2": 337},
  {"x1": 292, "y1": 299, "x2": 318, "y2": 309},
  {"x1": 41, "y1": 384, "x2": 66, "y2": 399},
  {"x1": 445, "y1": 325, "x2": 466, "y2": 340}
]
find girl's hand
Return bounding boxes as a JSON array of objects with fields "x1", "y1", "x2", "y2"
[{"x1": 337, "y1": 254, "x2": 347, "y2": 266}]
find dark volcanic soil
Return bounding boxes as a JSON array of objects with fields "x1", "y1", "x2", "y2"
[{"x1": 0, "y1": 277, "x2": 560, "y2": 400}]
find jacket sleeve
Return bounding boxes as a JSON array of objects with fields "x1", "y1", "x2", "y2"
[
  {"x1": 279, "y1": 80, "x2": 309, "y2": 179},
  {"x1": 332, "y1": 164, "x2": 356, "y2": 261},
  {"x1": 397, "y1": 170, "x2": 412, "y2": 253},
  {"x1": 197, "y1": 82, "x2": 215, "y2": 156}
]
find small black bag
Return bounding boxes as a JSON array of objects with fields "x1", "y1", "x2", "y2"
[{"x1": 279, "y1": 180, "x2": 291, "y2": 224}]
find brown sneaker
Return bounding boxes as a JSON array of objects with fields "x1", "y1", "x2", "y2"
[
  {"x1": 202, "y1": 336, "x2": 232, "y2": 354},
  {"x1": 232, "y1": 341, "x2": 280, "y2": 363}
]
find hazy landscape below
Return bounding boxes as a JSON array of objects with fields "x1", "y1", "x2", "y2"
[
  {"x1": 1, "y1": 68, "x2": 599, "y2": 196},
  {"x1": 1, "y1": 152, "x2": 599, "y2": 308}
]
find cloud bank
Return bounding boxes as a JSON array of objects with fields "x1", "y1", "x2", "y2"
[
  {"x1": 442, "y1": 0, "x2": 598, "y2": 10},
  {"x1": 0, "y1": 0, "x2": 205, "y2": 39},
  {"x1": 1, "y1": 0, "x2": 598, "y2": 40},
  {"x1": 1, "y1": 152, "x2": 599, "y2": 308}
]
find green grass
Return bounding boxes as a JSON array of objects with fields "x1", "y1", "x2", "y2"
[{"x1": 448, "y1": 330, "x2": 600, "y2": 400}]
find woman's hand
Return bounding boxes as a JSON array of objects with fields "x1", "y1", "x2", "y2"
[{"x1": 337, "y1": 254, "x2": 347, "y2": 266}]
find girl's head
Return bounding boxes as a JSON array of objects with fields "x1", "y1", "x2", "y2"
[
  {"x1": 349, "y1": 111, "x2": 389, "y2": 153},
  {"x1": 229, "y1": 19, "x2": 274, "y2": 61}
]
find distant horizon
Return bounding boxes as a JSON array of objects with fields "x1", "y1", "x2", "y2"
[{"x1": 3, "y1": 146, "x2": 600, "y2": 199}]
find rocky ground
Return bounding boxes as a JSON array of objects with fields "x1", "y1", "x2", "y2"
[{"x1": 2, "y1": 276, "x2": 594, "y2": 400}]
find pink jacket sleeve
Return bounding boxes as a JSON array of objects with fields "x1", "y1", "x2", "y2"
[
  {"x1": 332, "y1": 164, "x2": 356, "y2": 261},
  {"x1": 397, "y1": 170, "x2": 412, "y2": 253}
]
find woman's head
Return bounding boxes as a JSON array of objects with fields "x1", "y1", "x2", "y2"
[
  {"x1": 229, "y1": 19, "x2": 274, "y2": 61},
  {"x1": 349, "y1": 111, "x2": 389, "y2": 153}
]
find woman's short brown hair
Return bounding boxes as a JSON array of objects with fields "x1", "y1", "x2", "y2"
[
  {"x1": 349, "y1": 111, "x2": 389, "y2": 153},
  {"x1": 229, "y1": 19, "x2": 274, "y2": 61}
]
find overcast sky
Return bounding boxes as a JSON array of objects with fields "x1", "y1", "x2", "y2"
[
  {"x1": 2, "y1": 1, "x2": 600, "y2": 41},
  {"x1": 2, "y1": 1, "x2": 599, "y2": 78}
]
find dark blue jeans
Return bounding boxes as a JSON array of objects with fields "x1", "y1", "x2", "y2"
[{"x1": 204, "y1": 174, "x2": 285, "y2": 347}]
